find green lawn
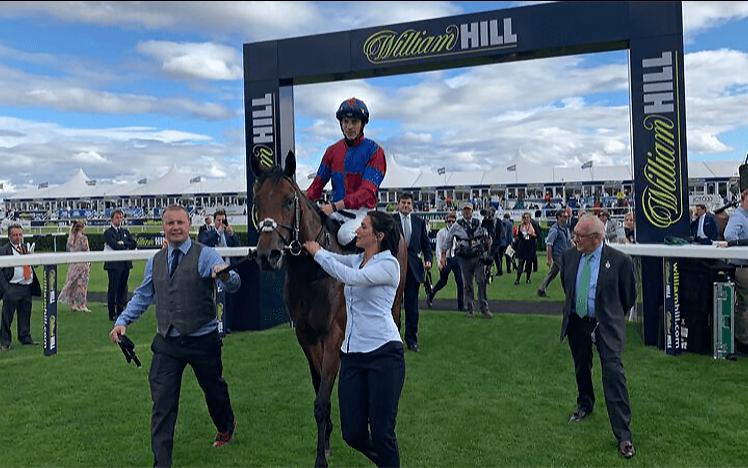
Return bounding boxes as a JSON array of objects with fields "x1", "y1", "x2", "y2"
[
  {"x1": 55, "y1": 254, "x2": 564, "y2": 301},
  {"x1": 18, "y1": 254, "x2": 742, "y2": 466},
  {"x1": 0, "y1": 304, "x2": 745, "y2": 467}
]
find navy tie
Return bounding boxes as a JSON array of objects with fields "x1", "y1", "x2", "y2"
[{"x1": 169, "y1": 249, "x2": 182, "y2": 278}]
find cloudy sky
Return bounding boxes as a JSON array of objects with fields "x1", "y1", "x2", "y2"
[{"x1": 0, "y1": 1, "x2": 747, "y2": 193}]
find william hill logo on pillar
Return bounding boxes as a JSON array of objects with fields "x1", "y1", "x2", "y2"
[{"x1": 363, "y1": 17, "x2": 518, "y2": 64}]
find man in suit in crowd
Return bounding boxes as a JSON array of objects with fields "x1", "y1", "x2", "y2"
[
  {"x1": 394, "y1": 193, "x2": 432, "y2": 352},
  {"x1": 690, "y1": 203, "x2": 718, "y2": 243},
  {"x1": 198, "y1": 210, "x2": 240, "y2": 249},
  {"x1": 0, "y1": 224, "x2": 41, "y2": 350},
  {"x1": 198, "y1": 209, "x2": 241, "y2": 333},
  {"x1": 560, "y1": 214, "x2": 637, "y2": 459},
  {"x1": 104, "y1": 209, "x2": 138, "y2": 321},
  {"x1": 198, "y1": 213, "x2": 214, "y2": 239}
]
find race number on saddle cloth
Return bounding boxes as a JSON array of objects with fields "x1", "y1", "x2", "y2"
[{"x1": 306, "y1": 98, "x2": 386, "y2": 247}]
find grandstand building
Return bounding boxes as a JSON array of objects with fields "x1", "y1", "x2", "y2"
[{"x1": 3, "y1": 158, "x2": 742, "y2": 224}]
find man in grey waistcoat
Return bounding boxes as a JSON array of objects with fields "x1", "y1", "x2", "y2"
[{"x1": 109, "y1": 205, "x2": 241, "y2": 467}]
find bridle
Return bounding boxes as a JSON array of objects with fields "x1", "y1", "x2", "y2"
[{"x1": 258, "y1": 178, "x2": 328, "y2": 257}]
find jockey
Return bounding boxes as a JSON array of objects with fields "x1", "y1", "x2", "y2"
[{"x1": 306, "y1": 97, "x2": 387, "y2": 248}]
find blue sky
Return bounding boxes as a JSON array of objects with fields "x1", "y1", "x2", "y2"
[{"x1": 0, "y1": 1, "x2": 747, "y2": 193}]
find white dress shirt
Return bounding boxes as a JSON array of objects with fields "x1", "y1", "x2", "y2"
[{"x1": 313, "y1": 249, "x2": 402, "y2": 353}]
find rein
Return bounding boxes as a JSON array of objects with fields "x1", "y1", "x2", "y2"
[{"x1": 258, "y1": 178, "x2": 329, "y2": 256}]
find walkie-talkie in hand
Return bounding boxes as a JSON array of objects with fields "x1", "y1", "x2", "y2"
[{"x1": 118, "y1": 335, "x2": 142, "y2": 368}]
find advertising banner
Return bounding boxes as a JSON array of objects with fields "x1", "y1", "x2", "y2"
[
  {"x1": 663, "y1": 259, "x2": 686, "y2": 355},
  {"x1": 43, "y1": 265, "x2": 58, "y2": 357}
]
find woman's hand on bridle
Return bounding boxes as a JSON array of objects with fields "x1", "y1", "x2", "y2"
[{"x1": 304, "y1": 240, "x2": 322, "y2": 256}]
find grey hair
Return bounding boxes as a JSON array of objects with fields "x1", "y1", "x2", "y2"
[{"x1": 578, "y1": 213, "x2": 605, "y2": 238}]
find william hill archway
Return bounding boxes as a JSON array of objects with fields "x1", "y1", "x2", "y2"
[{"x1": 242, "y1": 1, "x2": 688, "y2": 345}]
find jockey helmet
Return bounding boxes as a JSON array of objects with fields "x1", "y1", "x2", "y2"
[{"x1": 335, "y1": 97, "x2": 369, "y2": 125}]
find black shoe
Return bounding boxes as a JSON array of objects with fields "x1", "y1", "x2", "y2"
[
  {"x1": 569, "y1": 407, "x2": 592, "y2": 422},
  {"x1": 426, "y1": 294, "x2": 433, "y2": 309},
  {"x1": 407, "y1": 343, "x2": 420, "y2": 353},
  {"x1": 514, "y1": 280, "x2": 520, "y2": 286},
  {"x1": 618, "y1": 440, "x2": 635, "y2": 459},
  {"x1": 20, "y1": 339, "x2": 38, "y2": 346},
  {"x1": 497, "y1": 271, "x2": 503, "y2": 276},
  {"x1": 537, "y1": 289, "x2": 546, "y2": 297}
]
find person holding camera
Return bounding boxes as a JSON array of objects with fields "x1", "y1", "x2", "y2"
[
  {"x1": 443, "y1": 202, "x2": 492, "y2": 318},
  {"x1": 198, "y1": 209, "x2": 239, "y2": 249}
]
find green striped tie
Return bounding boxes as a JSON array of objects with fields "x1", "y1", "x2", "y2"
[{"x1": 576, "y1": 254, "x2": 592, "y2": 317}]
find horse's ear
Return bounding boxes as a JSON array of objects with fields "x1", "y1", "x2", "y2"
[{"x1": 284, "y1": 150, "x2": 296, "y2": 178}]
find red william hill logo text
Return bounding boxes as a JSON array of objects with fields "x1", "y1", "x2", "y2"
[{"x1": 363, "y1": 18, "x2": 517, "y2": 64}]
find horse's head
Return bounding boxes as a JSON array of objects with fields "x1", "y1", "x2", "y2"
[{"x1": 252, "y1": 150, "x2": 304, "y2": 270}]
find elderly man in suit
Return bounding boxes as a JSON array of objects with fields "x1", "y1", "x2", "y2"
[
  {"x1": 0, "y1": 224, "x2": 42, "y2": 350},
  {"x1": 560, "y1": 214, "x2": 637, "y2": 459},
  {"x1": 394, "y1": 192, "x2": 432, "y2": 352}
]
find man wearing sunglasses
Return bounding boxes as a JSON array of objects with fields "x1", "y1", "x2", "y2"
[{"x1": 559, "y1": 214, "x2": 637, "y2": 459}]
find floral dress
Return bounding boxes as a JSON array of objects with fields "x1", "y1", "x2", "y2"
[{"x1": 59, "y1": 233, "x2": 91, "y2": 309}]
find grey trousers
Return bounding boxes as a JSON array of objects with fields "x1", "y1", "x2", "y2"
[{"x1": 457, "y1": 256, "x2": 489, "y2": 313}]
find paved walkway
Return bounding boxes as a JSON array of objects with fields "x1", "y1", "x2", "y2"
[
  {"x1": 423, "y1": 298, "x2": 563, "y2": 315},
  {"x1": 86, "y1": 293, "x2": 563, "y2": 316}
]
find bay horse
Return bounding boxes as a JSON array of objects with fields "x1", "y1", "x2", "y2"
[{"x1": 251, "y1": 150, "x2": 406, "y2": 467}]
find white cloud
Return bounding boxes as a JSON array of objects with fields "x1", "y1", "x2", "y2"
[
  {"x1": 682, "y1": 1, "x2": 748, "y2": 38},
  {"x1": 0, "y1": 63, "x2": 234, "y2": 119},
  {"x1": 73, "y1": 151, "x2": 108, "y2": 164},
  {"x1": 0, "y1": 2, "x2": 461, "y2": 41},
  {"x1": 137, "y1": 41, "x2": 242, "y2": 81},
  {"x1": 0, "y1": 116, "x2": 243, "y2": 189}
]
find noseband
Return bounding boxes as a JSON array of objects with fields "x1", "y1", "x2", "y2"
[{"x1": 259, "y1": 182, "x2": 328, "y2": 257}]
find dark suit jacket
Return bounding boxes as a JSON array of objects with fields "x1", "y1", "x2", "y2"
[
  {"x1": 198, "y1": 224, "x2": 211, "y2": 239},
  {"x1": 0, "y1": 243, "x2": 42, "y2": 298},
  {"x1": 198, "y1": 227, "x2": 239, "y2": 248},
  {"x1": 690, "y1": 214, "x2": 718, "y2": 242},
  {"x1": 559, "y1": 244, "x2": 636, "y2": 354},
  {"x1": 394, "y1": 212, "x2": 432, "y2": 283},
  {"x1": 103, "y1": 226, "x2": 137, "y2": 270}
]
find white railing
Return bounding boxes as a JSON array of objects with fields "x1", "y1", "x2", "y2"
[
  {"x1": 0, "y1": 246, "x2": 253, "y2": 267},
  {"x1": 615, "y1": 243, "x2": 748, "y2": 260}
]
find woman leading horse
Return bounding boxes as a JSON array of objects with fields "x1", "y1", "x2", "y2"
[{"x1": 251, "y1": 150, "x2": 406, "y2": 467}]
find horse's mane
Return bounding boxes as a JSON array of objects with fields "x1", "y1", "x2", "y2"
[{"x1": 255, "y1": 168, "x2": 317, "y2": 210}]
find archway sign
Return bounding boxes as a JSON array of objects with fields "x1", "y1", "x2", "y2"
[{"x1": 243, "y1": 0, "x2": 688, "y2": 344}]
